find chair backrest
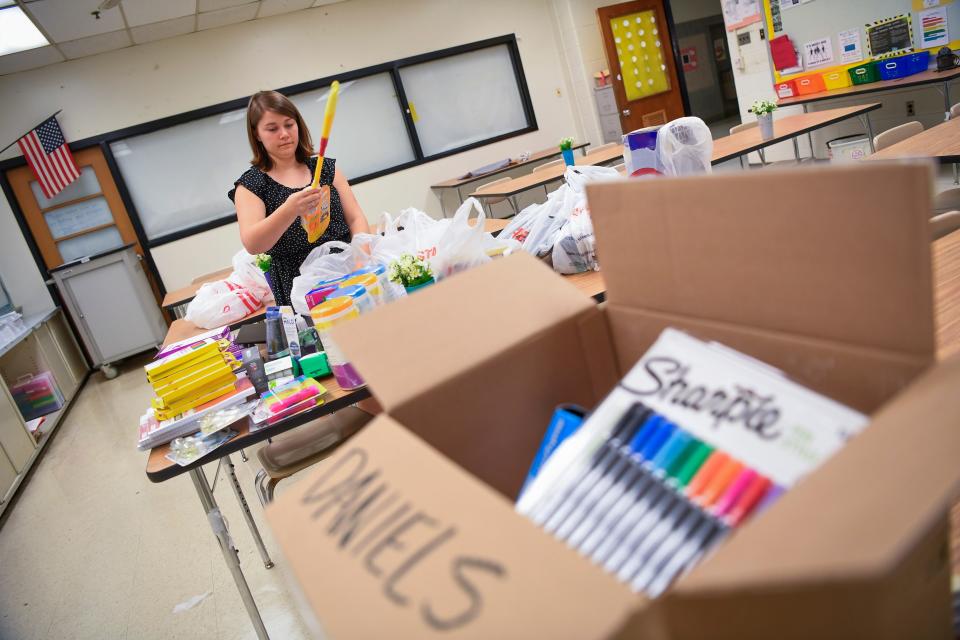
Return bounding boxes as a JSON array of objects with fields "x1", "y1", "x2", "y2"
[
  {"x1": 591, "y1": 142, "x2": 620, "y2": 153},
  {"x1": 532, "y1": 158, "x2": 564, "y2": 173},
  {"x1": 951, "y1": 103, "x2": 960, "y2": 120},
  {"x1": 873, "y1": 121, "x2": 923, "y2": 151},
  {"x1": 931, "y1": 210, "x2": 960, "y2": 240},
  {"x1": 730, "y1": 120, "x2": 758, "y2": 135},
  {"x1": 476, "y1": 177, "x2": 511, "y2": 204},
  {"x1": 613, "y1": 162, "x2": 626, "y2": 173}
]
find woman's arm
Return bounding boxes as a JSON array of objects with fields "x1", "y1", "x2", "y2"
[
  {"x1": 334, "y1": 167, "x2": 370, "y2": 235},
  {"x1": 235, "y1": 184, "x2": 321, "y2": 254}
]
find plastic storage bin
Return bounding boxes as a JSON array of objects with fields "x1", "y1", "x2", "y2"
[
  {"x1": 775, "y1": 79, "x2": 798, "y2": 99},
  {"x1": 848, "y1": 61, "x2": 879, "y2": 85},
  {"x1": 907, "y1": 50, "x2": 931, "y2": 74},
  {"x1": 878, "y1": 54, "x2": 913, "y2": 81},
  {"x1": 795, "y1": 74, "x2": 827, "y2": 95},
  {"x1": 10, "y1": 372, "x2": 64, "y2": 421},
  {"x1": 827, "y1": 135, "x2": 871, "y2": 163},
  {"x1": 821, "y1": 69, "x2": 852, "y2": 90}
]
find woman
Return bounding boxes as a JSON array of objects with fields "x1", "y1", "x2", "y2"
[{"x1": 229, "y1": 90, "x2": 369, "y2": 307}]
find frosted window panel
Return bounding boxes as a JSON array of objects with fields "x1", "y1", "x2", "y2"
[
  {"x1": 399, "y1": 45, "x2": 529, "y2": 156},
  {"x1": 31, "y1": 166, "x2": 101, "y2": 209},
  {"x1": 44, "y1": 197, "x2": 113, "y2": 239},
  {"x1": 110, "y1": 107, "x2": 252, "y2": 240},
  {"x1": 290, "y1": 73, "x2": 415, "y2": 179},
  {"x1": 57, "y1": 226, "x2": 123, "y2": 262}
]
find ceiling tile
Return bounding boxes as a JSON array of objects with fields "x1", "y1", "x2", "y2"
[
  {"x1": 121, "y1": 0, "x2": 196, "y2": 28},
  {"x1": 25, "y1": 0, "x2": 125, "y2": 42},
  {"x1": 130, "y1": 15, "x2": 195, "y2": 45},
  {"x1": 198, "y1": 2, "x2": 259, "y2": 30},
  {"x1": 0, "y1": 44, "x2": 64, "y2": 75},
  {"x1": 198, "y1": 0, "x2": 257, "y2": 12},
  {"x1": 59, "y1": 28, "x2": 131, "y2": 59},
  {"x1": 258, "y1": 0, "x2": 312, "y2": 18}
]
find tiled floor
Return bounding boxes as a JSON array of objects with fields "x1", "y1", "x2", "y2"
[{"x1": 0, "y1": 355, "x2": 314, "y2": 640}]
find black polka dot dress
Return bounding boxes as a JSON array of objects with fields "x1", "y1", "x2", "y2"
[{"x1": 228, "y1": 157, "x2": 351, "y2": 307}]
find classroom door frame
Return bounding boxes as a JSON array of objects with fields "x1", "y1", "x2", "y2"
[
  {"x1": 0, "y1": 141, "x2": 168, "y2": 320},
  {"x1": 598, "y1": 0, "x2": 691, "y2": 131}
]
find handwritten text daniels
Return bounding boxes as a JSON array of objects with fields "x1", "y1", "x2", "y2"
[
  {"x1": 626, "y1": 356, "x2": 783, "y2": 439},
  {"x1": 300, "y1": 448, "x2": 506, "y2": 631}
]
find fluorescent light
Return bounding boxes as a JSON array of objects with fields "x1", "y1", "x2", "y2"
[
  {"x1": 0, "y1": 6, "x2": 49, "y2": 57},
  {"x1": 0, "y1": 1, "x2": 16, "y2": 7}
]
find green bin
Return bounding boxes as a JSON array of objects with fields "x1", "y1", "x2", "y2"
[{"x1": 848, "y1": 61, "x2": 879, "y2": 85}]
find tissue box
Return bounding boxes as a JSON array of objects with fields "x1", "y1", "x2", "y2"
[{"x1": 622, "y1": 126, "x2": 662, "y2": 177}]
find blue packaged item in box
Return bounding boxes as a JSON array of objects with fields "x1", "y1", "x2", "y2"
[
  {"x1": 518, "y1": 405, "x2": 586, "y2": 500},
  {"x1": 622, "y1": 126, "x2": 663, "y2": 177}
]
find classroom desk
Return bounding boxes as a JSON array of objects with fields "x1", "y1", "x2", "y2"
[
  {"x1": 865, "y1": 116, "x2": 960, "y2": 163},
  {"x1": 777, "y1": 67, "x2": 960, "y2": 115},
  {"x1": 470, "y1": 104, "x2": 881, "y2": 203},
  {"x1": 430, "y1": 142, "x2": 589, "y2": 209},
  {"x1": 161, "y1": 218, "x2": 511, "y2": 317},
  {"x1": 147, "y1": 228, "x2": 960, "y2": 639}
]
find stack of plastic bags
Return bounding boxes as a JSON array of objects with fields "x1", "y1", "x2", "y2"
[
  {"x1": 290, "y1": 198, "x2": 520, "y2": 315},
  {"x1": 185, "y1": 251, "x2": 273, "y2": 329}
]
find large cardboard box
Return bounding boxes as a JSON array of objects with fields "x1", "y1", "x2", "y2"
[{"x1": 267, "y1": 164, "x2": 960, "y2": 639}]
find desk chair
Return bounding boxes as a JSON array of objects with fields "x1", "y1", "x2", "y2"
[
  {"x1": 931, "y1": 211, "x2": 960, "y2": 240},
  {"x1": 730, "y1": 121, "x2": 765, "y2": 168},
  {"x1": 950, "y1": 103, "x2": 960, "y2": 120},
  {"x1": 254, "y1": 406, "x2": 374, "y2": 505},
  {"x1": 533, "y1": 158, "x2": 565, "y2": 198},
  {"x1": 934, "y1": 188, "x2": 960, "y2": 214},
  {"x1": 476, "y1": 177, "x2": 519, "y2": 217},
  {"x1": 873, "y1": 121, "x2": 923, "y2": 151}
]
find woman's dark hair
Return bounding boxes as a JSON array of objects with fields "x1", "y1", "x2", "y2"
[{"x1": 246, "y1": 90, "x2": 314, "y2": 171}]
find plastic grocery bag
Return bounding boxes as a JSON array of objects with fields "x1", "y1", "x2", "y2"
[
  {"x1": 228, "y1": 250, "x2": 271, "y2": 300},
  {"x1": 549, "y1": 165, "x2": 618, "y2": 274},
  {"x1": 657, "y1": 117, "x2": 713, "y2": 177},
  {"x1": 185, "y1": 281, "x2": 263, "y2": 329},
  {"x1": 290, "y1": 240, "x2": 369, "y2": 315},
  {"x1": 433, "y1": 198, "x2": 491, "y2": 278}
]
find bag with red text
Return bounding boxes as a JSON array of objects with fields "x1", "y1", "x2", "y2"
[{"x1": 185, "y1": 281, "x2": 263, "y2": 329}]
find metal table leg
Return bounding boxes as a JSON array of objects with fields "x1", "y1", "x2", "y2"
[
  {"x1": 225, "y1": 454, "x2": 274, "y2": 569},
  {"x1": 860, "y1": 113, "x2": 876, "y2": 153},
  {"x1": 792, "y1": 137, "x2": 801, "y2": 163},
  {"x1": 190, "y1": 468, "x2": 270, "y2": 640},
  {"x1": 944, "y1": 81, "x2": 952, "y2": 121},
  {"x1": 803, "y1": 103, "x2": 815, "y2": 160}
]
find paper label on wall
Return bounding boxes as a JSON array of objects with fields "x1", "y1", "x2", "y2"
[
  {"x1": 839, "y1": 29, "x2": 863, "y2": 63},
  {"x1": 915, "y1": 0, "x2": 953, "y2": 9},
  {"x1": 920, "y1": 6, "x2": 950, "y2": 48},
  {"x1": 803, "y1": 37, "x2": 834, "y2": 68}
]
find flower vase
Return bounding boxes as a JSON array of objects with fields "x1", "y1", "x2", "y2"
[
  {"x1": 758, "y1": 113, "x2": 774, "y2": 140},
  {"x1": 404, "y1": 277, "x2": 435, "y2": 294},
  {"x1": 561, "y1": 148, "x2": 575, "y2": 166},
  {"x1": 264, "y1": 270, "x2": 275, "y2": 297}
]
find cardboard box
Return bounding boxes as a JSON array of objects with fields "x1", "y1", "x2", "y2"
[{"x1": 267, "y1": 163, "x2": 960, "y2": 639}]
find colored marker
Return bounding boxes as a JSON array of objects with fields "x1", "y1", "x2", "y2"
[
  {"x1": 645, "y1": 516, "x2": 728, "y2": 597},
  {"x1": 725, "y1": 475, "x2": 773, "y2": 527},
  {"x1": 683, "y1": 450, "x2": 728, "y2": 500},
  {"x1": 695, "y1": 457, "x2": 744, "y2": 508},
  {"x1": 711, "y1": 468, "x2": 757, "y2": 518}
]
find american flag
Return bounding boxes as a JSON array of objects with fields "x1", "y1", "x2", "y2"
[{"x1": 17, "y1": 116, "x2": 80, "y2": 199}]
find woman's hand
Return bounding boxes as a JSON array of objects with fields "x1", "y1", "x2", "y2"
[{"x1": 285, "y1": 185, "x2": 323, "y2": 217}]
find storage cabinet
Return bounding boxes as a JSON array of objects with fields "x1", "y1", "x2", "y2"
[{"x1": 0, "y1": 383, "x2": 34, "y2": 473}]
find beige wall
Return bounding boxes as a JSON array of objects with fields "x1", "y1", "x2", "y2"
[{"x1": 0, "y1": 0, "x2": 582, "y2": 292}]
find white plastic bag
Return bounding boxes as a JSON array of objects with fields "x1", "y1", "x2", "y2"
[
  {"x1": 433, "y1": 198, "x2": 491, "y2": 278},
  {"x1": 185, "y1": 281, "x2": 263, "y2": 329},
  {"x1": 371, "y1": 208, "x2": 448, "y2": 275},
  {"x1": 657, "y1": 117, "x2": 713, "y2": 177},
  {"x1": 228, "y1": 250, "x2": 271, "y2": 301},
  {"x1": 548, "y1": 165, "x2": 617, "y2": 274},
  {"x1": 290, "y1": 240, "x2": 369, "y2": 315}
]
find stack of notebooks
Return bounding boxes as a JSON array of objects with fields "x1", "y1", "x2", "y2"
[
  {"x1": 146, "y1": 340, "x2": 240, "y2": 421},
  {"x1": 517, "y1": 328, "x2": 868, "y2": 597}
]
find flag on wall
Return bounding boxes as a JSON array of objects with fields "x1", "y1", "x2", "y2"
[{"x1": 17, "y1": 115, "x2": 80, "y2": 199}]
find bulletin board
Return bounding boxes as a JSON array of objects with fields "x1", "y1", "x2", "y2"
[{"x1": 763, "y1": 0, "x2": 960, "y2": 82}]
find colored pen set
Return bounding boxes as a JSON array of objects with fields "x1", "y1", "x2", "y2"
[
  {"x1": 517, "y1": 328, "x2": 868, "y2": 598},
  {"x1": 527, "y1": 401, "x2": 782, "y2": 597}
]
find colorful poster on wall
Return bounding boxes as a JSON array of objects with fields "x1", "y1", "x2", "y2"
[
  {"x1": 920, "y1": 6, "x2": 950, "y2": 48},
  {"x1": 838, "y1": 28, "x2": 863, "y2": 63},
  {"x1": 866, "y1": 14, "x2": 914, "y2": 59},
  {"x1": 803, "y1": 37, "x2": 834, "y2": 68},
  {"x1": 681, "y1": 47, "x2": 698, "y2": 71}
]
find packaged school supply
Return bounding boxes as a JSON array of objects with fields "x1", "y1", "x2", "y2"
[
  {"x1": 10, "y1": 372, "x2": 64, "y2": 421},
  {"x1": 252, "y1": 376, "x2": 327, "y2": 426},
  {"x1": 166, "y1": 428, "x2": 238, "y2": 466},
  {"x1": 518, "y1": 328, "x2": 868, "y2": 597},
  {"x1": 309, "y1": 297, "x2": 365, "y2": 391},
  {"x1": 145, "y1": 340, "x2": 240, "y2": 421}
]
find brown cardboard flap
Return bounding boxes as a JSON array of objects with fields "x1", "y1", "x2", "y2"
[
  {"x1": 673, "y1": 353, "x2": 960, "y2": 591},
  {"x1": 586, "y1": 163, "x2": 935, "y2": 357},
  {"x1": 605, "y1": 304, "x2": 930, "y2": 413},
  {"x1": 266, "y1": 415, "x2": 640, "y2": 640},
  {"x1": 333, "y1": 253, "x2": 595, "y2": 413}
]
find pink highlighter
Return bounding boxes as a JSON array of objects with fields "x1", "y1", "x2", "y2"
[{"x1": 269, "y1": 386, "x2": 320, "y2": 413}]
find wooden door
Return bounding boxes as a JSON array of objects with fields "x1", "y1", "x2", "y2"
[
  {"x1": 5, "y1": 146, "x2": 164, "y2": 309},
  {"x1": 598, "y1": 0, "x2": 686, "y2": 132}
]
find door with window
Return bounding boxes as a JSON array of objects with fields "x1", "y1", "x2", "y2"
[
  {"x1": 5, "y1": 146, "x2": 164, "y2": 308},
  {"x1": 598, "y1": 0, "x2": 686, "y2": 132}
]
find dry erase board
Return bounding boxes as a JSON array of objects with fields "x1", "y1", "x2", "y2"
[{"x1": 763, "y1": 0, "x2": 960, "y2": 81}]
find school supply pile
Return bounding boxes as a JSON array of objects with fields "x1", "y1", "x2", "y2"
[
  {"x1": 517, "y1": 328, "x2": 868, "y2": 597},
  {"x1": 500, "y1": 164, "x2": 619, "y2": 274},
  {"x1": 185, "y1": 250, "x2": 273, "y2": 329},
  {"x1": 144, "y1": 340, "x2": 242, "y2": 422}
]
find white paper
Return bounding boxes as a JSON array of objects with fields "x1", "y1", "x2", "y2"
[
  {"x1": 920, "y1": 6, "x2": 950, "y2": 49},
  {"x1": 803, "y1": 37, "x2": 834, "y2": 68},
  {"x1": 924, "y1": 0, "x2": 942, "y2": 8},
  {"x1": 839, "y1": 28, "x2": 863, "y2": 63}
]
